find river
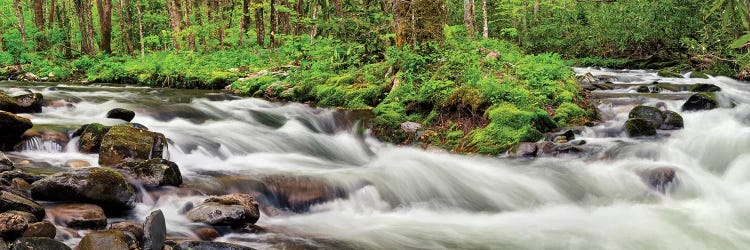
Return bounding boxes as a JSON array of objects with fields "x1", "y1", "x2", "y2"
[{"x1": 3, "y1": 67, "x2": 750, "y2": 249}]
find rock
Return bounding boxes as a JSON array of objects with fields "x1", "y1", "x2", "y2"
[
  {"x1": 625, "y1": 118, "x2": 656, "y2": 137},
  {"x1": 187, "y1": 202, "x2": 247, "y2": 227},
  {"x1": 639, "y1": 167, "x2": 676, "y2": 193},
  {"x1": 99, "y1": 126, "x2": 167, "y2": 166},
  {"x1": 11, "y1": 237, "x2": 71, "y2": 250},
  {"x1": 204, "y1": 193, "x2": 260, "y2": 224},
  {"x1": 514, "y1": 142, "x2": 537, "y2": 157},
  {"x1": 660, "y1": 111, "x2": 684, "y2": 130},
  {"x1": 22, "y1": 221, "x2": 56, "y2": 238},
  {"x1": 689, "y1": 83, "x2": 721, "y2": 92},
  {"x1": 536, "y1": 141, "x2": 556, "y2": 157},
  {"x1": 579, "y1": 72, "x2": 599, "y2": 84},
  {"x1": 30, "y1": 168, "x2": 135, "y2": 210},
  {"x1": 5, "y1": 211, "x2": 37, "y2": 224},
  {"x1": 22, "y1": 73, "x2": 39, "y2": 82},
  {"x1": 681, "y1": 93, "x2": 718, "y2": 111},
  {"x1": 46, "y1": 203, "x2": 106, "y2": 229},
  {"x1": 0, "y1": 152, "x2": 13, "y2": 172},
  {"x1": 172, "y1": 241, "x2": 255, "y2": 250},
  {"x1": 193, "y1": 227, "x2": 220, "y2": 241},
  {"x1": 113, "y1": 159, "x2": 182, "y2": 187},
  {"x1": 400, "y1": 122, "x2": 422, "y2": 134},
  {"x1": 142, "y1": 210, "x2": 166, "y2": 250},
  {"x1": 12, "y1": 94, "x2": 43, "y2": 114},
  {"x1": 0, "y1": 212, "x2": 28, "y2": 240},
  {"x1": 0, "y1": 111, "x2": 33, "y2": 150},
  {"x1": 77, "y1": 229, "x2": 139, "y2": 250},
  {"x1": 657, "y1": 70, "x2": 682, "y2": 78},
  {"x1": 261, "y1": 176, "x2": 338, "y2": 212},
  {"x1": 107, "y1": 108, "x2": 136, "y2": 122},
  {"x1": 0, "y1": 191, "x2": 45, "y2": 221},
  {"x1": 636, "y1": 86, "x2": 650, "y2": 93},
  {"x1": 110, "y1": 222, "x2": 144, "y2": 243},
  {"x1": 65, "y1": 160, "x2": 90, "y2": 168},
  {"x1": 76, "y1": 123, "x2": 111, "y2": 153},
  {"x1": 628, "y1": 105, "x2": 664, "y2": 129},
  {"x1": 689, "y1": 71, "x2": 709, "y2": 79},
  {"x1": 1, "y1": 170, "x2": 43, "y2": 185},
  {"x1": 10, "y1": 178, "x2": 31, "y2": 195}
]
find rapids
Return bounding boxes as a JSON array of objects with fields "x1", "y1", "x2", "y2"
[{"x1": 4, "y1": 67, "x2": 750, "y2": 249}]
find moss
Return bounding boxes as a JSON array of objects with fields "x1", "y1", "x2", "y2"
[
  {"x1": 625, "y1": 118, "x2": 656, "y2": 137},
  {"x1": 663, "y1": 110, "x2": 684, "y2": 129},
  {"x1": 99, "y1": 126, "x2": 165, "y2": 166},
  {"x1": 689, "y1": 71, "x2": 709, "y2": 79},
  {"x1": 657, "y1": 70, "x2": 683, "y2": 78},
  {"x1": 78, "y1": 123, "x2": 111, "y2": 153}
]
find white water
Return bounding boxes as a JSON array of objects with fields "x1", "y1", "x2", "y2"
[{"x1": 5, "y1": 69, "x2": 750, "y2": 249}]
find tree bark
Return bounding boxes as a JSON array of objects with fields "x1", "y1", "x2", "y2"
[
  {"x1": 463, "y1": 0, "x2": 476, "y2": 40},
  {"x1": 270, "y1": 0, "x2": 277, "y2": 48},
  {"x1": 482, "y1": 0, "x2": 488, "y2": 38},
  {"x1": 13, "y1": 0, "x2": 27, "y2": 45},
  {"x1": 48, "y1": 0, "x2": 57, "y2": 30},
  {"x1": 167, "y1": 0, "x2": 183, "y2": 50},
  {"x1": 393, "y1": 0, "x2": 411, "y2": 47},
  {"x1": 254, "y1": 0, "x2": 264, "y2": 47},
  {"x1": 240, "y1": 0, "x2": 250, "y2": 46},
  {"x1": 331, "y1": 0, "x2": 343, "y2": 16},
  {"x1": 184, "y1": 0, "x2": 196, "y2": 51},
  {"x1": 96, "y1": 0, "x2": 113, "y2": 54},
  {"x1": 57, "y1": 0, "x2": 73, "y2": 57},
  {"x1": 294, "y1": 0, "x2": 304, "y2": 36},
  {"x1": 32, "y1": 0, "x2": 46, "y2": 50},
  {"x1": 74, "y1": 0, "x2": 97, "y2": 55},
  {"x1": 118, "y1": 0, "x2": 135, "y2": 55},
  {"x1": 136, "y1": 0, "x2": 145, "y2": 57}
]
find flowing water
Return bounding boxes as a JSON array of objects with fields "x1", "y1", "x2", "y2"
[{"x1": 3, "y1": 68, "x2": 750, "y2": 249}]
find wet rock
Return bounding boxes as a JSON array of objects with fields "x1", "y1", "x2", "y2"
[
  {"x1": 110, "y1": 222, "x2": 144, "y2": 243},
  {"x1": 0, "y1": 111, "x2": 33, "y2": 150},
  {"x1": 30, "y1": 168, "x2": 135, "y2": 210},
  {"x1": 400, "y1": 122, "x2": 422, "y2": 134},
  {"x1": 625, "y1": 118, "x2": 656, "y2": 137},
  {"x1": 514, "y1": 142, "x2": 537, "y2": 157},
  {"x1": 172, "y1": 241, "x2": 255, "y2": 250},
  {"x1": 628, "y1": 105, "x2": 664, "y2": 129},
  {"x1": 113, "y1": 159, "x2": 182, "y2": 187},
  {"x1": 689, "y1": 83, "x2": 721, "y2": 92},
  {"x1": 10, "y1": 178, "x2": 31, "y2": 195},
  {"x1": 204, "y1": 193, "x2": 260, "y2": 224},
  {"x1": 657, "y1": 70, "x2": 682, "y2": 78},
  {"x1": 1, "y1": 170, "x2": 43, "y2": 185},
  {"x1": 536, "y1": 141, "x2": 556, "y2": 157},
  {"x1": 682, "y1": 93, "x2": 718, "y2": 111},
  {"x1": 0, "y1": 212, "x2": 28, "y2": 240},
  {"x1": 22, "y1": 221, "x2": 56, "y2": 238},
  {"x1": 639, "y1": 167, "x2": 676, "y2": 193},
  {"x1": 65, "y1": 160, "x2": 90, "y2": 168},
  {"x1": 579, "y1": 72, "x2": 599, "y2": 84},
  {"x1": 261, "y1": 176, "x2": 338, "y2": 212},
  {"x1": 5, "y1": 211, "x2": 37, "y2": 224},
  {"x1": 21, "y1": 73, "x2": 39, "y2": 82},
  {"x1": 660, "y1": 111, "x2": 684, "y2": 130},
  {"x1": 142, "y1": 210, "x2": 166, "y2": 250},
  {"x1": 12, "y1": 94, "x2": 43, "y2": 114},
  {"x1": 76, "y1": 123, "x2": 111, "y2": 153},
  {"x1": 77, "y1": 229, "x2": 139, "y2": 250},
  {"x1": 689, "y1": 71, "x2": 709, "y2": 79},
  {"x1": 0, "y1": 191, "x2": 45, "y2": 221},
  {"x1": 99, "y1": 126, "x2": 167, "y2": 166},
  {"x1": 46, "y1": 203, "x2": 106, "y2": 229},
  {"x1": 11, "y1": 237, "x2": 71, "y2": 250},
  {"x1": 0, "y1": 153, "x2": 13, "y2": 172},
  {"x1": 193, "y1": 227, "x2": 220, "y2": 241},
  {"x1": 187, "y1": 202, "x2": 248, "y2": 226},
  {"x1": 636, "y1": 86, "x2": 650, "y2": 93},
  {"x1": 107, "y1": 108, "x2": 136, "y2": 122}
]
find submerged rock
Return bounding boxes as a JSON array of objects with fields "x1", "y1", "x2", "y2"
[
  {"x1": 30, "y1": 168, "x2": 135, "y2": 210},
  {"x1": 639, "y1": 167, "x2": 676, "y2": 193},
  {"x1": 99, "y1": 126, "x2": 167, "y2": 166},
  {"x1": 142, "y1": 210, "x2": 166, "y2": 250},
  {"x1": 46, "y1": 203, "x2": 107, "y2": 229},
  {"x1": 689, "y1": 71, "x2": 710, "y2": 79},
  {"x1": 0, "y1": 111, "x2": 33, "y2": 150},
  {"x1": 628, "y1": 105, "x2": 664, "y2": 129},
  {"x1": 77, "y1": 229, "x2": 139, "y2": 250},
  {"x1": 77, "y1": 123, "x2": 111, "y2": 153},
  {"x1": 11, "y1": 237, "x2": 71, "y2": 250},
  {"x1": 171, "y1": 241, "x2": 255, "y2": 250},
  {"x1": 682, "y1": 93, "x2": 718, "y2": 111},
  {"x1": 657, "y1": 70, "x2": 682, "y2": 78},
  {"x1": 113, "y1": 159, "x2": 182, "y2": 187},
  {"x1": 689, "y1": 83, "x2": 721, "y2": 92},
  {"x1": 636, "y1": 86, "x2": 650, "y2": 93},
  {"x1": 514, "y1": 142, "x2": 538, "y2": 157},
  {"x1": 107, "y1": 108, "x2": 136, "y2": 122},
  {"x1": 660, "y1": 111, "x2": 684, "y2": 130},
  {"x1": 625, "y1": 118, "x2": 656, "y2": 137}
]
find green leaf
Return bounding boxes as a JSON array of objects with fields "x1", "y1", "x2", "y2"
[{"x1": 730, "y1": 34, "x2": 750, "y2": 49}]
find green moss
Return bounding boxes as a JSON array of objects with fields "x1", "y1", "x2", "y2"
[
  {"x1": 658, "y1": 70, "x2": 683, "y2": 78},
  {"x1": 78, "y1": 123, "x2": 111, "y2": 153},
  {"x1": 689, "y1": 71, "x2": 709, "y2": 79}
]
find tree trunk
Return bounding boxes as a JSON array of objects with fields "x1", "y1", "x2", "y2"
[
  {"x1": 32, "y1": 0, "x2": 45, "y2": 50},
  {"x1": 254, "y1": 0, "x2": 264, "y2": 47},
  {"x1": 48, "y1": 0, "x2": 57, "y2": 30},
  {"x1": 240, "y1": 0, "x2": 250, "y2": 46},
  {"x1": 294, "y1": 0, "x2": 304, "y2": 36},
  {"x1": 136, "y1": 0, "x2": 145, "y2": 57},
  {"x1": 184, "y1": 0, "x2": 196, "y2": 51},
  {"x1": 463, "y1": 0, "x2": 476, "y2": 40},
  {"x1": 167, "y1": 0, "x2": 183, "y2": 50},
  {"x1": 310, "y1": 2, "x2": 318, "y2": 44},
  {"x1": 331, "y1": 0, "x2": 343, "y2": 16},
  {"x1": 74, "y1": 0, "x2": 97, "y2": 55},
  {"x1": 118, "y1": 0, "x2": 135, "y2": 55},
  {"x1": 270, "y1": 0, "x2": 277, "y2": 48},
  {"x1": 393, "y1": 0, "x2": 411, "y2": 47},
  {"x1": 57, "y1": 0, "x2": 73, "y2": 57},
  {"x1": 96, "y1": 0, "x2": 113, "y2": 54},
  {"x1": 13, "y1": 0, "x2": 27, "y2": 45},
  {"x1": 193, "y1": 0, "x2": 206, "y2": 50},
  {"x1": 482, "y1": 0, "x2": 488, "y2": 38}
]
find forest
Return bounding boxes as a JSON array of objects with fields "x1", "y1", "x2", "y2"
[{"x1": 1, "y1": 0, "x2": 749, "y2": 153}]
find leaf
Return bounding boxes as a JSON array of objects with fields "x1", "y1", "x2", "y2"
[{"x1": 730, "y1": 33, "x2": 750, "y2": 49}]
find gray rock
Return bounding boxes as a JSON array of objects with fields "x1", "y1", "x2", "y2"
[
  {"x1": 109, "y1": 222, "x2": 143, "y2": 243},
  {"x1": 628, "y1": 105, "x2": 664, "y2": 129},
  {"x1": 514, "y1": 142, "x2": 537, "y2": 157},
  {"x1": 113, "y1": 159, "x2": 182, "y2": 187},
  {"x1": 186, "y1": 202, "x2": 247, "y2": 226},
  {"x1": 682, "y1": 93, "x2": 718, "y2": 111},
  {"x1": 30, "y1": 168, "x2": 135, "y2": 211},
  {"x1": 400, "y1": 122, "x2": 422, "y2": 134},
  {"x1": 11, "y1": 237, "x2": 71, "y2": 250},
  {"x1": 98, "y1": 126, "x2": 167, "y2": 166},
  {"x1": 639, "y1": 167, "x2": 676, "y2": 193},
  {"x1": 142, "y1": 210, "x2": 166, "y2": 250},
  {"x1": 0, "y1": 191, "x2": 45, "y2": 221},
  {"x1": 625, "y1": 118, "x2": 657, "y2": 137},
  {"x1": 107, "y1": 108, "x2": 136, "y2": 122}
]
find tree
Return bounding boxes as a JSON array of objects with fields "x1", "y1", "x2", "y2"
[
  {"x1": 96, "y1": 0, "x2": 113, "y2": 54},
  {"x1": 464, "y1": 0, "x2": 476, "y2": 39},
  {"x1": 254, "y1": 0, "x2": 264, "y2": 46},
  {"x1": 393, "y1": 0, "x2": 446, "y2": 47},
  {"x1": 32, "y1": 0, "x2": 45, "y2": 50},
  {"x1": 482, "y1": 0, "x2": 488, "y2": 38},
  {"x1": 167, "y1": 0, "x2": 183, "y2": 50},
  {"x1": 117, "y1": 0, "x2": 135, "y2": 55},
  {"x1": 74, "y1": 0, "x2": 97, "y2": 55},
  {"x1": 13, "y1": 0, "x2": 27, "y2": 45},
  {"x1": 136, "y1": 0, "x2": 145, "y2": 57},
  {"x1": 270, "y1": 0, "x2": 277, "y2": 48}
]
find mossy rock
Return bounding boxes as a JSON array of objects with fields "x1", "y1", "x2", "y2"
[
  {"x1": 76, "y1": 229, "x2": 138, "y2": 250},
  {"x1": 11, "y1": 237, "x2": 71, "y2": 250},
  {"x1": 77, "y1": 123, "x2": 111, "y2": 153},
  {"x1": 657, "y1": 70, "x2": 682, "y2": 78},
  {"x1": 30, "y1": 168, "x2": 135, "y2": 211},
  {"x1": 0, "y1": 111, "x2": 33, "y2": 150},
  {"x1": 628, "y1": 105, "x2": 664, "y2": 129},
  {"x1": 113, "y1": 159, "x2": 182, "y2": 187},
  {"x1": 99, "y1": 126, "x2": 167, "y2": 166},
  {"x1": 661, "y1": 111, "x2": 684, "y2": 130},
  {"x1": 0, "y1": 92, "x2": 43, "y2": 114},
  {"x1": 689, "y1": 83, "x2": 721, "y2": 92},
  {"x1": 625, "y1": 118, "x2": 656, "y2": 137},
  {"x1": 681, "y1": 92, "x2": 718, "y2": 111},
  {"x1": 689, "y1": 72, "x2": 709, "y2": 79}
]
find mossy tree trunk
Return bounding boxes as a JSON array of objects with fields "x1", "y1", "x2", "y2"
[
  {"x1": 463, "y1": 0, "x2": 476, "y2": 40},
  {"x1": 13, "y1": 0, "x2": 27, "y2": 46},
  {"x1": 254, "y1": 0, "x2": 265, "y2": 47},
  {"x1": 96, "y1": 0, "x2": 113, "y2": 54}
]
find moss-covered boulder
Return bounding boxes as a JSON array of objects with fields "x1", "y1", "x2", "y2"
[
  {"x1": 625, "y1": 118, "x2": 656, "y2": 137},
  {"x1": 30, "y1": 168, "x2": 135, "y2": 210},
  {"x1": 689, "y1": 72, "x2": 709, "y2": 79},
  {"x1": 689, "y1": 83, "x2": 721, "y2": 92},
  {"x1": 11, "y1": 237, "x2": 71, "y2": 250},
  {"x1": 0, "y1": 111, "x2": 32, "y2": 150},
  {"x1": 113, "y1": 159, "x2": 182, "y2": 187},
  {"x1": 657, "y1": 70, "x2": 682, "y2": 78},
  {"x1": 628, "y1": 105, "x2": 664, "y2": 129},
  {"x1": 76, "y1": 123, "x2": 111, "y2": 153},
  {"x1": 99, "y1": 126, "x2": 167, "y2": 166},
  {"x1": 77, "y1": 229, "x2": 139, "y2": 250},
  {"x1": 106, "y1": 108, "x2": 136, "y2": 122},
  {"x1": 661, "y1": 111, "x2": 684, "y2": 130},
  {"x1": 681, "y1": 92, "x2": 718, "y2": 111}
]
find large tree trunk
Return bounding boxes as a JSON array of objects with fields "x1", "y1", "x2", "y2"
[
  {"x1": 270, "y1": 0, "x2": 277, "y2": 48},
  {"x1": 310, "y1": 1, "x2": 318, "y2": 44},
  {"x1": 166, "y1": 0, "x2": 183, "y2": 50},
  {"x1": 96, "y1": 0, "x2": 113, "y2": 54},
  {"x1": 118, "y1": 0, "x2": 135, "y2": 55},
  {"x1": 57, "y1": 0, "x2": 73, "y2": 57},
  {"x1": 482, "y1": 0, "x2": 488, "y2": 38},
  {"x1": 392, "y1": 0, "x2": 411, "y2": 47},
  {"x1": 393, "y1": 0, "x2": 446, "y2": 48},
  {"x1": 192, "y1": 0, "x2": 206, "y2": 50},
  {"x1": 136, "y1": 0, "x2": 145, "y2": 57},
  {"x1": 48, "y1": 0, "x2": 57, "y2": 30},
  {"x1": 331, "y1": 0, "x2": 343, "y2": 16},
  {"x1": 74, "y1": 0, "x2": 97, "y2": 55},
  {"x1": 184, "y1": 0, "x2": 196, "y2": 51},
  {"x1": 32, "y1": 0, "x2": 45, "y2": 50},
  {"x1": 239, "y1": 0, "x2": 250, "y2": 46},
  {"x1": 13, "y1": 0, "x2": 27, "y2": 45},
  {"x1": 463, "y1": 0, "x2": 476, "y2": 40},
  {"x1": 294, "y1": 0, "x2": 304, "y2": 36},
  {"x1": 254, "y1": 0, "x2": 264, "y2": 47}
]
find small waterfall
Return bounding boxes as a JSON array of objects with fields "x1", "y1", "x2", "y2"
[{"x1": 21, "y1": 137, "x2": 64, "y2": 152}]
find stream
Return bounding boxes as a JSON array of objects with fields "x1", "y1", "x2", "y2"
[{"x1": 3, "y1": 67, "x2": 750, "y2": 249}]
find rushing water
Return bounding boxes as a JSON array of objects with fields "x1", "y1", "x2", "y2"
[{"x1": 4, "y1": 68, "x2": 750, "y2": 249}]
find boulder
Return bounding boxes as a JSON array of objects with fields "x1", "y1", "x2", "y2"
[
  {"x1": 13, "y1": 94, "x2": 43, "y2": 114},
  {"x1": 99, "y1": 126, "x2": 167, "y2": 166},
  {"x1": 76, "y1": 123, "x2": 111, "y2": 153},
  {"x1": 682, "y1": 93, "x2": 718, "y2": 111},
  {"x1": 10, "y1": 178, "x2": 31, "y2": 195},
  {"x1": 657, "y1": 70, "x2": 682, "y2": 78},
  {"x1": 45, "y1": 203, "x2": 106, "y2": 229},
  {"x1": 30, "y1": 168, "x2": 135, "y2": 210},
  {"x1": 22, "y1": 221, "x2": 56, "y2": 238},
  {"x1": 77, "y1": 229, "x2": 139, "y2": 250},
  {"x1": 109, "y1": 222, "x2": 143, "y2": 243},
  {"x1": 142, "y1": 210, "x2": 166, "y2": 250},
  {"x1": 107, "y1": 108, "x2": 136, "y2": 122},
  {"x1": 636, "y1": 86, "x2": 650, "y2": 93},
  {"x1": 0, "y1": 152, "x2": 13, "y2": 172},
  {"x1": 261, "y1": 176, "x2": 338, "y2": 212},
  {"x1": 0, "y1": 212, "x2": 28, "y2": 240},
  {"x1": 628, "y1": 105, "x2": 664, "y2": 129},
  {"x1": 0, "y1": 111, "x2": 33, "y2": 150},
  {"x1": 400, "y1": 122, "x2": 422, "y2": 134},
  {"x1": 193, "y1": 227, "x2": 220, "y2": 241},
  {"x1": 689, "y1": 72, "x2": 709, "y2": 79},
  {"x1": 186, "y1": 202, "x2": 247, "y2": 227},
  {"x1": 514, "y1": 142, "x2": 537, "y2": 157},
  {"x1": 11, "y1": 237, "x2": 71, "y2": 250},
  {"x1": 579, "y1": 72, "x2": 599, "y2": 84},
  {"x1": 1, "y1": 170, "x2": 43, "y2": 185},
  {"x1": 660, "y1": 111, "x2": 684, "y2": 130},
  {"x1": 172, "y1": 241, "x2": 255, "y2": 250},
  {"x1": 113, "y1": 159, "x2": 182, "y2": 187},
  {"x1": 625, "y1": 118, "x2": 656, "y2": 137},
  {"x1": 536, "y1": 141, "x2": 556, "y2": 157},
  {"x1": 21, "y1": 73, "x2": 39, "y2": 82},
  {"x1": 689, "y1": 83, "x2": 721, "y2": 92},
  {"x1": 0, "y1": 191, "x2": 45, "y2": 221},
  {"x1": 204, "y1": 193, "x2": 260, "y2": 224},
  {"x1": 639, "y1": 167, "x2": 676, "y2": 193}
]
